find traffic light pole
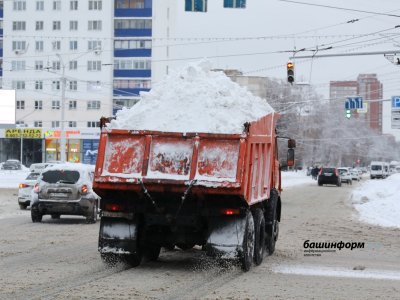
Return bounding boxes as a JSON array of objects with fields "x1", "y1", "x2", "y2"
[{"x1": 290, "y1": 50, "x2": 400, "y2": 61}]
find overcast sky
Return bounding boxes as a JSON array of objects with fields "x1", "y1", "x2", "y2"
[{"x1": 167, "y1": 0, "x2": 400, "y2": 100}]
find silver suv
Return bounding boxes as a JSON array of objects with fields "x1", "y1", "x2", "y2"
[{"x1": 31, "y1": 163, "x2": 99, "y2": 223}]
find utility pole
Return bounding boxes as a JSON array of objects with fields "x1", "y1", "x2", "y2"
[{"x1": 57, "y1": 54, "x2": 67, "y2": 162}]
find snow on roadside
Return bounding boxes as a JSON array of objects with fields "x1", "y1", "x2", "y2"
[
  {"x1": 281, "y1": 171, "x2": 314, "y2": 189},
  {"x1": 351, "y1": 173, "x2": 400, "y2": 228}
]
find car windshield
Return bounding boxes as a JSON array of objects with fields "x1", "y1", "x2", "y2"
[
  {"x1": 322, "y1": 168, "x2": 335, "y2": 173},
  {"x1": 339, "y1": 170, "x2": 347, "y2": 175},
  {"x1": 371, "y1": 165, "x2": 382, "y2": 170},
  {"x1": 26, "y1": 173, "x2": 40, "y2": 180},
  {"x1": 41, "y1": 170, "x2": 80, "y2": 184}
]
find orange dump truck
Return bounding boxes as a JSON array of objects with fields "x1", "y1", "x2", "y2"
[{"x1": 93, "y1": 113, "x2": 295, "y2": 271}]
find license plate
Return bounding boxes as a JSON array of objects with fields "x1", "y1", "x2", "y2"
[
  {"x1": 50, "y1": 193, "x2": 68, "y2": 198},
  {"x1": 324, "y1": 173, "x2": 332, "y2": 176}
]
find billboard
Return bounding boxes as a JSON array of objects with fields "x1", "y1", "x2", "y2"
[{"x1": 0, "y1": 90, "x2": 16, "y2": 127}]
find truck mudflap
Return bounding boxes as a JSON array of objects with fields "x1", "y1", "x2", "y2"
[
  {"x1": 205, "y1": 215, "x2": 247, "y2": 259},
  {"x1": 98, "y1": 217, "x2": 139, "y2": 255}
]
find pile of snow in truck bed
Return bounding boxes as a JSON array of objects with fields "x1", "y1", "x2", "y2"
[{"x1": 108, "y1": 60, "x2": 274, "y2": 134}]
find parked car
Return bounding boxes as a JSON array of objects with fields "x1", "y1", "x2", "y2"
[
  {"x1": 30, "y1": 163, "x2": 99, "y2": 223},
  {"x1": 318, "y1": 167, "x2": 341, "y2": 186},
  {"x1": 18, "y1": 172, "x2": 41, "y2": 209},
  {"x1": 338, "y1": 168, "x2": 352, "y2": 185},
  {"x1": 1, "y1": 159, "x2": 22, "y2": 170}
]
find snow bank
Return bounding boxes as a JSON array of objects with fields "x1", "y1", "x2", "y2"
[
  {"x1": 108, "y1": 60, "x2": 274, "y2": 133},
  {"x1": 281, "y1": 171, "x2": 314, "y2": 189},
  {"x1": 352, "y1": 174, "x2": 400, "y2": 228}
]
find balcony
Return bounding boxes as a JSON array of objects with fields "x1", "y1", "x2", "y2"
[
  {"x1": 115, "y1": 8, "x2": 152, "y2": 17},
  {"x1": 113, "y1": 88, "x2": 150, "y2": 97},
  {"x1": 114, "y1": 69, "x2": 151, "y2": 78},
  {"x1": 114, "y1": 29, "x2": 152, "y2": 37},
  {"x1": 114, "y1": 48, "x2": 151, "y2": 57}
]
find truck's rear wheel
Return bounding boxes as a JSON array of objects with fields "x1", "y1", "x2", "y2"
[
  {"x1": 253, "y1": 208, "x2": 266, "y2": 266},
  {"x1": 144, "y1": 245, "x2": 161, "y2": 261},
  {"x1": 124, "y1": 253, "x2": 142, "y2": 267},
  {"x1": 265, "y1": 191, "x2": 279, "y2": 255},
  {"x1": 240, "y1": 210, "x2": 255, "y2": 272}
]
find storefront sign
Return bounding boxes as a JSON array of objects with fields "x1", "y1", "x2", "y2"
[{"x1": 5, "y1": 128, "x2": 42, "y2": 138}]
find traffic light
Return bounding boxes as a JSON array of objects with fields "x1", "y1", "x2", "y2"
[
  {"x1": 345, "y1": 109, "x2": 351, "y2": 119},
  {"x1": 287, "y1": 61, "x2": 295, "y2": 84}
]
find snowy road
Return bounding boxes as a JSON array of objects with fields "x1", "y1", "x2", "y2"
[{"x1": 0, "y1": 180, "x2": 399, "y2": 299}]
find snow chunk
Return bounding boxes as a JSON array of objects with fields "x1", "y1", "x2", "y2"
[{"x1": 108, "y1": 60, "x2": 274, "y2": 134}]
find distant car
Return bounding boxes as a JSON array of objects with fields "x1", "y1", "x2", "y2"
[
  {"x1": 350, "y1": 169, "x2": 361, "y2": 181},
  {"x1": 30, "y1": 163, "x2": 99, "y2": 223},
  {"x1": 1, "y1": 159, "x2": 22, "y2": 170},
  {"x1": 338, "y1": 168, "x2": 352, "y2": 185},
  {"x1": 18, "y1": 172, "x2": 41, "y2": 209},
  {"x1": 318, "y1": 167, "x2": 341, "y2": 187}
]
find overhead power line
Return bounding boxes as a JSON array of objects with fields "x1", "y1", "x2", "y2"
[{"x1": 279, "y1": 0, "x2": 400, "y2": 18}]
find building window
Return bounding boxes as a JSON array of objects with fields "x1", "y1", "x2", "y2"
[
  {"x1": 87, "y1": 81, "x2": 102, "y2": 91},
  {"x1": 35, "y1": 81, "x2": 43, "y2": 90},
  {"x1": 12, "y1": 41, "x2": 26, "y2": 51},
  {"x1": 12, "y1": 81, "x2": 25, "y2": 90},
  {"x1": 52, "y1": 100, "x2": 60, "y2": 109},
  {"x1": 70, "y1": 0, "x2": 78, "y2": 10},
  {"x1": 34, "y1": 121, "x2": 43, "y2": 127},
  {"x1": 115, "y1": 0, "x2": 145, "y2": 9},
  {"x1": 12, "y1": 21, "x2": 26, "y2": 31},
  {"x1": 87, "y1": 121, "x2": 100, "y2": 128},
  {"x1": 88, "y1": 20, "x2": 102, "y2": 30},
  {"x1": 13, "y1": 0, "x2": 26, "y2": 11},
  {"x1": 52, "y1": 61, "x2": 61, "y2": 70},
  {"x1": 52, "y1": 41, "x2": 61, "y2": 51},
  {"x1": 87, "y1": 61, "x2": 102, "y2": 71},
  {"x1": 113, "y1": 79, "x2": 151, "y2": 89},
  {"x1": 11, "y1": 60, "x2": 26, "y2": 71},
  {"x1": 88, "y1": 40, "x2": 102, "y2": 51},
  {"x1": 114, "y1": 39, "x2": 151, "y2": 50},
  {"x1": 69, "y1": 100, "x2": 77, "y2": 110},
  {"x1": 70, "y1": 20, "x2": 78, "y2": 31},
  {"x1": 35, "y1": 41, "x2": 44, "y2": 52},
  {"x1": 17, "y1": 100, "x2": 25, "y2": 110},
  {"x1": 89, "y1": 0, "x2": 102, "y2": 10},
  {"x1": 35, "y1": 60, "x2": 44, "y2": 70},
  {"x1": 36, "y1": 0, "x2": 44, "y2": 10},
  {"x1": 114, "y1": 59, "x2": 151, "y2": 70},
  {"x1": 223, "y1": 0, "x2": 246, "y2": 8},
  {"x1": 53, "y1": 0, "x2": 61, "y2": 10},
  {"x1": 35, "y1": 21, "x2": 44, "y2": 30},
  {"x1": 185, "y1": 0, "x2": 207, "y2": 12},
  {"x1": 52, "y1": 121, "x2": 60, "y2": 128},
  {"x1": 69, "y1": 60, "x2": 77, "y2": 70},
  {"x1": 35, "y1": 100, "x2": 43, "y2": 110},
  {"x1": 68, "y1": 121, "x2": 77, "y2": 128},
  {"x1": 69, "y1": 40, "x2": 78, "y2": 50},
  {"x1": 114, "y1": 19, "x2": 151, "y2": 29},
  {"x1": 69, "y1": 81, "x2": 78, "y2": 91},
  {"x1": 87, "y1": 100, "x2": 101, "y2": 110},
  {"x1": 52, "y1": 81, "x2": 60, "y2": 90},
  {"x1": 53, "y1": 21, "x2": 61, "y2": 30}
]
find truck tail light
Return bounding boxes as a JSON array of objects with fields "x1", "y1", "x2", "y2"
[
  {"x1": 81, "y1": 185, "x2": 88, "y2": 194},
  {"x1": 221, "y1": 208, "x2": 240, "y2": 215},
  {"x1": 19, "y1": 183, "x2": 29, "y2": 189},
  {"x1": 105, "y1": 203, "x2": 124, "y2": 212},
  {"x1": 33, "y1": 183, "x2": 40, "y2": 193}
]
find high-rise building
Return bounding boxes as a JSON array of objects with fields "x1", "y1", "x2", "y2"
[
  {"x1": 329, "y1": 74, "x2": 383, "y2": 133},
  {"x1": 0, "y1": 0, "x2": 252, "y2": 164}
]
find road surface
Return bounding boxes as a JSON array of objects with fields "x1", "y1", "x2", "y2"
[{"x1": 0, "y1": 180, "x2": 399, "y2": 299}]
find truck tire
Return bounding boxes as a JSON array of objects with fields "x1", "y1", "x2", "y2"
[
  {"x1": 240, "y1": 210, "x2": 255, "y2": 272},
  {"x1": 252, "y1": 208, "x2": 265, "y2": 266},
  {"x1": 31, "y1": 208, "x2": 43, "y2": 223},
  {"x1": 144, "y1": 245, "x2": 161, "y2": 261},
  {"x1": 265, "y1": 190, "x2": 279, "y2": 255},
  {"x1": 124, "y1": 252, "x2": 142, "y2": 267}
]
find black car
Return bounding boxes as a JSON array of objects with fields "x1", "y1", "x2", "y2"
[
  {"x1": 318, "y1": 167, "x2": 341, "y2": 187},
  {"x1": 1, "y1": 159, "x2": 22, "y2": 170}
]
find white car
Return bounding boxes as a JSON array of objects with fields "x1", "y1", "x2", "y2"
[
  {"x1": 350, "y1": 169, "x2": 362, "y2": 181},
  {"x1": 18, "y1": 172, "x2": 41, "y2": 209},
  {"x1": 338, "y1": 168, "x2": 352, "y2": 185}
]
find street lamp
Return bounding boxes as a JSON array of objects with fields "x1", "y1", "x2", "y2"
[{"x1": 56, "y1": 53, "x2": 67, "y2": 162}]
